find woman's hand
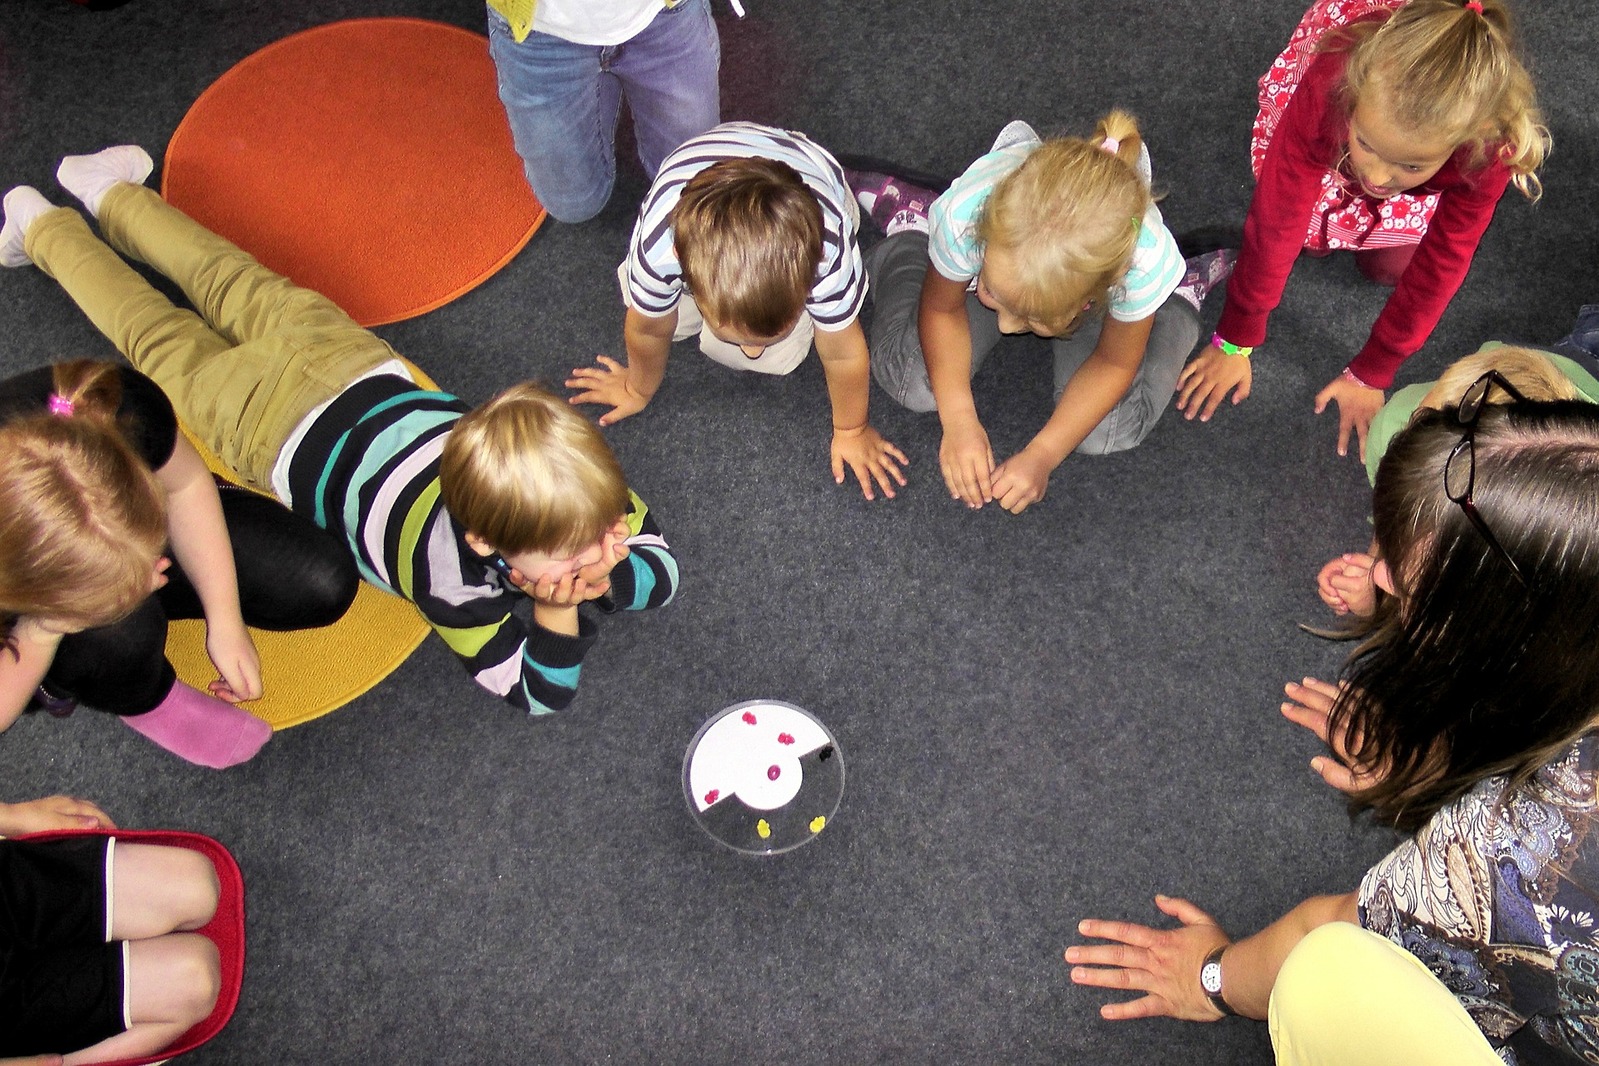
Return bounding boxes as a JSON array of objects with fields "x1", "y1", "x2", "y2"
[
  {"x1": 1066, "y1": 895, "x2": 1232, "y2": 1021},
  {"x1": 1175, "y1": 344, "x2": 1252, "y2": 421},
  {"x1": 567, "y1": 355, "x2": 652, "y2": 426},
  {"x1": 831, "y1": 424, "x2": 908, "y2": 501},
  {"x1": 205, "y1": 620, "x2": 263, "y2": 703},
  {"x1": 1314, "y1": 373, "x2": 1385, "y2": 460},
  {"x1": 1281, "y1": 677, "x2": 1383, "y2": 793}
]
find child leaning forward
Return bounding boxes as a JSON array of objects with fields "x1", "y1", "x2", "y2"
[
  {"x1": 1, "y1": 149, "x2": 678, "y2": 716},
  {"x1": 851, "y1": 113, "x2": 1233, "y2": 513},
  {"x1": 567, "y1": 121, "x2": 908, "y2": 501}
]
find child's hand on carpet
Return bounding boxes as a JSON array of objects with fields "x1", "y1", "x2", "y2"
[{"x1": 567, "y1": 355, "x2": 652, "y2": 425}]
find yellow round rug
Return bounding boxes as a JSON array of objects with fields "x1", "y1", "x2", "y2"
[{"x1": 163, "y1": 366, "x2": 437, "y2": 730}]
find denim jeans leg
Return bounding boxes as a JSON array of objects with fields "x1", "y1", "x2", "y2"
[
  {"x1": 611, "y1": 0, "x2": 722, "y2": 179},
  {"x1": 1553, "y1": 303, "x2": 1599, "y2": 362},
  {"x1": 487, "y1": 8, "x2": 620, "y2": 223}
]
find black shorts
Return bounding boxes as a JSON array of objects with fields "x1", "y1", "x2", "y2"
[{"x1": 0, "y1": 837, "x2": 128, "y2": 1055}]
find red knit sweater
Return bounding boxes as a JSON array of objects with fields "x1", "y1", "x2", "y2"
[{"x1": 1215, "y1": 36, "x2": 1513, "y2": 390}]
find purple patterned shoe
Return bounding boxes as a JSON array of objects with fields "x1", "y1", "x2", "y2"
[{"x1": 845, "y1": 170, "x2": 939, "y2": 236}]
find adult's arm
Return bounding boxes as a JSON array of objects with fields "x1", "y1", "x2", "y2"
[{"x1": 1068, "y1": 891, "x2": 1360, "y2": 1021}]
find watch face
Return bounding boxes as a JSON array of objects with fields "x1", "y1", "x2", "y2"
[{"x1": 1200, "y1": 961, "x2": 1224, "y2": 995}]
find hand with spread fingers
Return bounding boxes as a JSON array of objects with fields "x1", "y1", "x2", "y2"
[
  {"x1": 1314, "y1": 372, "x2": 1385, "y2": 460},
  {"x1": 1281, "y1": 676, "x2": 1385, "y2": 793},
  {"x1": 1066, "y1": 895, "x2": 1232, "y2": 1021},
  {"x1": 1175, "y1": 343, "x2": 1252, "y2": 422}
]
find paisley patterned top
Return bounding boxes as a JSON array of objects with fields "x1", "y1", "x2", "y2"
[{"x1": 1360, "y1": 733, "x2": 1599, "y2": 1064}]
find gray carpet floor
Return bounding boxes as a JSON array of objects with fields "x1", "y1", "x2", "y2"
[{"x1": 0, "y1": 0, "x2": 1594, "y2": 1062}]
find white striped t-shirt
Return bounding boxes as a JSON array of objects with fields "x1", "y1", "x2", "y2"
[
  {"x1": 624, "y1": 121, "x2": 866, "y2": 331},
  {"x1": 927, "y1": 134, "x2": 1183, "y2": 323}
]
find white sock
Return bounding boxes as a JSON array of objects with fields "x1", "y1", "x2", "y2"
[
  {"x1": 0, "y1": 186, "x2": 54, "y2": 268},
  {"x1": 56, "y1": 145, "x2": 153, "y2": 218}
]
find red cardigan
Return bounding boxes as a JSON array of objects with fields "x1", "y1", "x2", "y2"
[{"x1": 1215, "y1": 37, "x2": 1513, "y2": 389}]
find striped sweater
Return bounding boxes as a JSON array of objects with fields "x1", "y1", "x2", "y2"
[{"x1": 283, "y1": 375, "x2": 678, "y2": 714}]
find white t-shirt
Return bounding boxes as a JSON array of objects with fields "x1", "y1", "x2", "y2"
[{"x1": 533, "y1": 0, "x2": 666, "y2": 46}]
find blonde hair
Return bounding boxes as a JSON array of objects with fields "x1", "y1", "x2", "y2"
[
  {"x1": 0, "y1": 360, "x2": 167, "y2": 652},
  {"x1": 1419, "y1": 346, "x2": 1579, "y2": 411},
  {"x1": 973, "y1": 110, "x2": 1152, "y2": 332},
  {"x1": 671, "y1": 157, "x2": 823, "y2": 338},
  {"x1": 439, "y1": 383, "x2": 631, "y2": 556},
  {"x1": 1340, "y1": 0, "x2": 1548, "y2": 199}
]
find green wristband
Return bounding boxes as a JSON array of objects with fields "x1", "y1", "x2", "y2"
[{"x1": 1211, "y1": 333, "x2": 1253, "y2": 358}]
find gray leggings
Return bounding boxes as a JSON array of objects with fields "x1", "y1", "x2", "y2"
[{"x1": 866, "y1": 231, "x2": 1198, "y2": 455}]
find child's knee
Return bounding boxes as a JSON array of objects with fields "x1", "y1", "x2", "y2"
[
  {"x1": 165, "y1": 935, "x2": 222, "y2": 1023},
  {"x1": 165, "y1": 849, "x2": 221, "y2": 929}
]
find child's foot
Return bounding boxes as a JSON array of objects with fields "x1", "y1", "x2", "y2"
[
  {"x1": 991, "y1": 119, "x2": 1040, "y2": 153},
  {"x1": 846, "y1": 170, "x2": 938, "y2": 237},
  {"x1": 1172, "y1": 248, "x2": 1238, "y2": 314},
  {"x1": 56, "y1": 145, "x2": 153, "y2": 218},
  {"x1": 0, "y1": 186, "x2": 53, "y2": 267},
  {"x1": 120, "y1": 681, "x2": 272, "y2": 769}
]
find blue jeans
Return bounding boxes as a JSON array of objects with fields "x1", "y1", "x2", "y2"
[
  {"x1": 486, "y1": 0, "x2": 721, "y2": 223},
  {"x1": 1553, "y1": 304, "x2": 1599, "y2": 365}
]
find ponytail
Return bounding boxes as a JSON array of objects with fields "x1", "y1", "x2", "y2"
[
  {"x1": 0, "y1": 361, "x2": 166, "y2": 653},
  {"x1": 1345, "y1": 0, "x2": 1548, "y2": 199},
  {"x1": 974, "y1": 110, "x2": 1153, "y2": 330}
]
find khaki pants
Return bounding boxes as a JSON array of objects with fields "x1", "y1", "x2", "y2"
[{"x1": 26, "y1": 184, "x2": 397, "y2": 492}]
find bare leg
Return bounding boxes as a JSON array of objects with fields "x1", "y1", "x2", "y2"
[
  {"x1": 107, "y1": 844, "x2": 219, "y2": 940},
  {"x1": 62, "y1": 935, "x2": 220, "y2": 1066}
]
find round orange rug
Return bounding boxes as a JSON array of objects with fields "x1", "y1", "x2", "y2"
[{"x1": 162, "y1": 17, "x2": 543, "y2": 327}]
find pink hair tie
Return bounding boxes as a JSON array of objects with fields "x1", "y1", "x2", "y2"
[
  {"x1": 47, "y1": 393, "x2": 75, "y2": 417},
  {"x1": 1100, "y1": 136, "x2": 1120, "y2": 155},
  {"x1": 1464, "y1": 0, "x2": 1483, "y2": 12}
]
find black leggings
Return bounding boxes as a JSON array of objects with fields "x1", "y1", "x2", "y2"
[{"x1": 44, "y1": 487, "x2": 358, "y2": 716}]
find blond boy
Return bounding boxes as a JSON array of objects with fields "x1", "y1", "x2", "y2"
[{"x1": 3, "y1": 149, "x2": 678, "y2": 715}]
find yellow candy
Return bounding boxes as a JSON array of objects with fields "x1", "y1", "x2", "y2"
[
  {"x1": 756, "y1": 819, "x2": 771, "y2": 839},
  {"x1": 809, "y1": 816, "x2": 827, "y2": 833}
]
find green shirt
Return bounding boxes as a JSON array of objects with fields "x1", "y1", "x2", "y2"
[{"x1": 1364, "y1": 346, "x2": 1599, "y2": 486}]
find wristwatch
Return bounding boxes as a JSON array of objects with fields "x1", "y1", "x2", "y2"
[{"x1": 1200, "y1": 945, "x2": 1238, "y2": 1017}]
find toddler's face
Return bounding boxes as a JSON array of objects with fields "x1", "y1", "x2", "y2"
[
  {"x1": 975, "y1": 251, "x2": 1069, "y2": 337},
  {"x1": 504, "y1": 539, "x2": 605, "y2": 587},
  {"x1": 500, "y1": 521, "x2": 630, "y2": 587},
  {"x1": 703, "y1": 314, "x2": 799, "y2": 360},
  {"x1": 1345, "y1": 97, "x2": 1456, "y2": 200}
]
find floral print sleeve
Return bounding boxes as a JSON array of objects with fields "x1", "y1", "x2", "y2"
[{"x1": 1359, "y1": 734, "x2": 1599, "y2": 1063}]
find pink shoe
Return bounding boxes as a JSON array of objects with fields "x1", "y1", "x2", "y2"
[{"x1": 120, "y1": 682, "x2": 272, "y2": 768}]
